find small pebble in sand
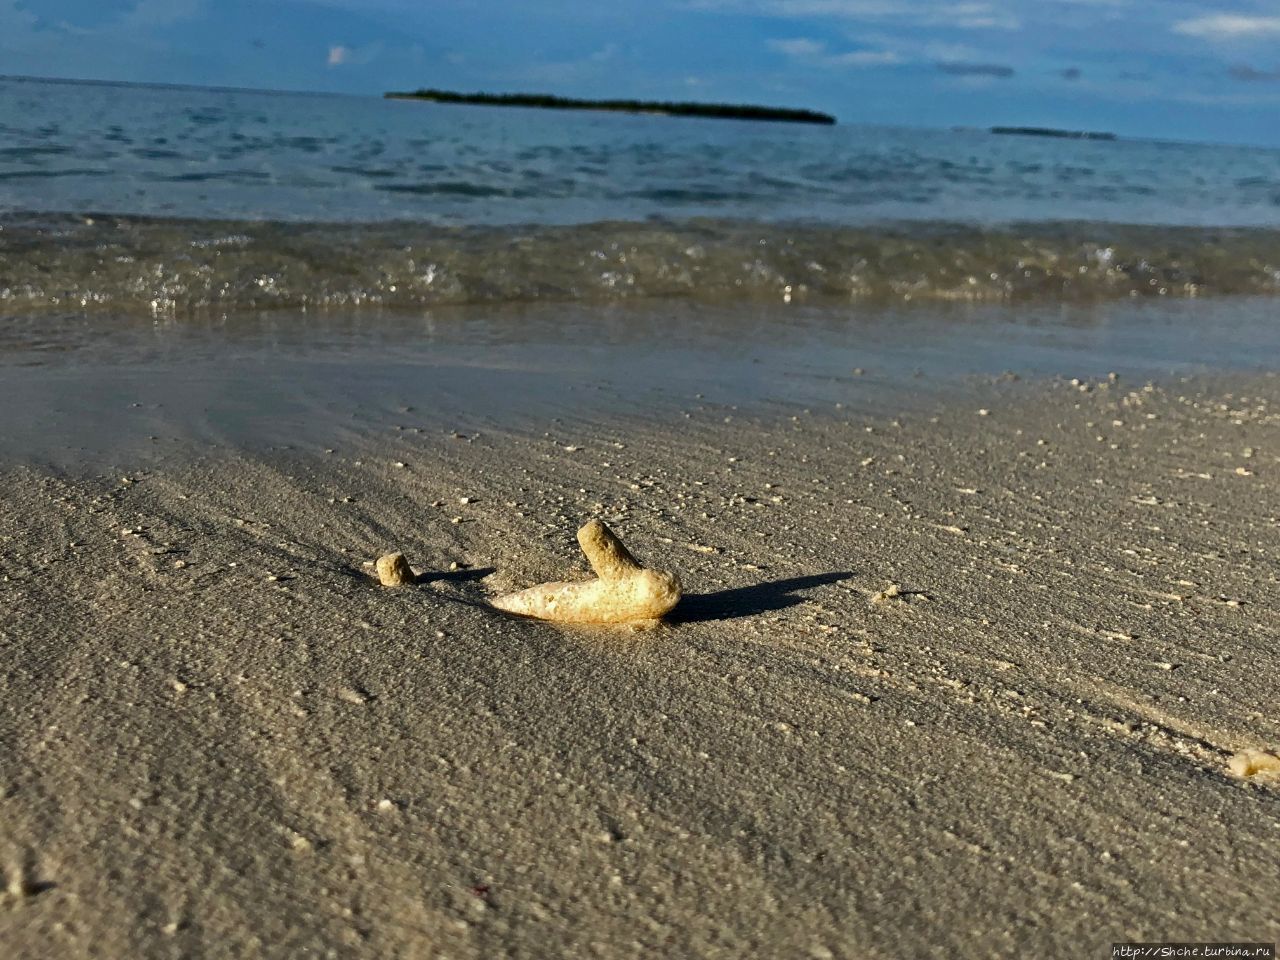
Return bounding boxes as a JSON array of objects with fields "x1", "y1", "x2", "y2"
[
  {"x1": 492, "y1": 520, "x2": 681, "y2": 624},
  {"x1": 375, "y1": 552, "x2": 414, "y2": 586},
  {"x1": 1228, "y1": 749, "x2": 1280, "y2": 779}
]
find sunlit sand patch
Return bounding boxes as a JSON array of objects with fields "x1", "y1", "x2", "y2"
[{"x1": 492, "y1": 520, "x2": 681, "y2": 624}]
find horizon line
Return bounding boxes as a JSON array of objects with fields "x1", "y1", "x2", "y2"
[{"x1": 2, "y1": 72, "x2": 1274, "y2": 153}]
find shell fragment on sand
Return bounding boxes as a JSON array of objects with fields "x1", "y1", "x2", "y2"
[
  {"x1": 375, "y1": 552, "x2": 414, "y2": 586},
  {"x1": 491, "y1": 520, "x2": 681, "y2": 624}
]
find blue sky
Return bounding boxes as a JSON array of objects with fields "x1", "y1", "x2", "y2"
[{"x1": 4, "y1": 0, "x2": 1280, "y2": 145}]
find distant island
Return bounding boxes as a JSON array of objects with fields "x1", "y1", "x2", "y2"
[
  {"x1": 384, "y1": 89, "x2": 836, "y2": 126},
  {"x1": 991, "y1": 126, "x2": 1117, "y2": 141}
]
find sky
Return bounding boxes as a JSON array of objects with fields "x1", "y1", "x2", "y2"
[{"x1": 3, "y1": 0, "x2": 1280, "y2": 146}]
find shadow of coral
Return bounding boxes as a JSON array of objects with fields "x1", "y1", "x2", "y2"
[
  {"x1": 670, "y1": 571, "x2": 853, "y2": 624},
  {"x1": 417, "y1": 566, "x2": 496, "y2": 586}
]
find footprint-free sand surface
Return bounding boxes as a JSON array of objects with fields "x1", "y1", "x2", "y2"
[{"x1": 2, "y1": 369, "x2": 1278, "y2": 958}]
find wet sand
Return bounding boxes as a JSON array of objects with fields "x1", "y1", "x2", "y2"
[
  {"x1": 5, "y1": 296, "x2": 1280, "y2": 466},
  {"x1": 2, "y1": 303, "x2": 1279, "y2": 957}
]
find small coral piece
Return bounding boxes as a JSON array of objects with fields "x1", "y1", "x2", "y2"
[
  {"x1": 375, "y1": 552, "x2": 414, "y2": 586},
  {"x1": 1228, "y1": 748, "x2": 1280, "y2": 780},
  {"x1": 491, "y1": 520, "x2": 681, "y2": 624},
  {"x1": 871, "y1": 583, "x2": 903, "y2": 604}
]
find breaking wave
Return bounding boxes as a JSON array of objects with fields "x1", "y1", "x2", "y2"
[{"x1": 3, "y1": 213, "x2": 1279, "y2": 317}]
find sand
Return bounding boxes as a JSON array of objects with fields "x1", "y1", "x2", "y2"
[{"x1": 2, "y1": 371, "x2": 1279, "y2": 958}]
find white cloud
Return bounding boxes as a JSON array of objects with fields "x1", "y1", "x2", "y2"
[
  {"x1": 831, "y1": 48, "x2": 902, "y2": 64},
  {"x1": 326, "y1": 41, "x2": 382, "y2": 67},
  {"x1": 922, "y1": 41, "x2": 981, "y2": 61},
  {"x1": 693, "y1": 0, "x2": 1019, "y2": 29},
  {"x1": 769, "y1": 35, "x2": 902, "y2": 66},
  {"x1": 1172, "y1": 14, "x2": 1280, "y2": 40},
  {"x1": 770, "y1": 0, "x2": 914, "y2": 13},
  {"x1": 768, "y1": 37, "x2": 828, "y2": 56},
  {"x1": 0, "y1": 1, "x2": 37, "y2": 32},
  {"x1": 943, "y1": 2, "x2": 1018, "y2": 29}
]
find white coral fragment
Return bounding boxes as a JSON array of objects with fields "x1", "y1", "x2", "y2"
[
  {"x1": 492, "y1": 520, "x2": 681, "y2": 624},
  {"x1": 1228, "y1": 748, "x2": 1280, "y2": 780}
]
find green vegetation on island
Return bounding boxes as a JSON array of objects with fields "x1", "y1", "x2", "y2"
[
  {"x1": 384, "y1": 89, "x2": 836, "y2": 125},
  {"x1": 991, "y1": 126, "x2": 1117, "y2": 141}
]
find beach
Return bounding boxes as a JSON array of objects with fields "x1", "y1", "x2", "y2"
[
  {"x1": 3, "y1": 323, "x2": 1279, "y2": 956},
  {"x1": 3, "y1": 76, "x2": 1280, "y2": 958}
]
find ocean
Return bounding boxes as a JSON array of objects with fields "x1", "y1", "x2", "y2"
[{"x1": 3, "y1": 75, "x2": 1280, "y2": 318}]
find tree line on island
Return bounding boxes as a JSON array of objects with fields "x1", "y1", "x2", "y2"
[
  {"x1": 384, "y1": 88, "x2": 836, "y2": 125},
  {"x1": 990, "y1": 126, "x2": 1116, "y2": 140}
]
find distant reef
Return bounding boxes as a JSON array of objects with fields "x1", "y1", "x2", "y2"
[
  {"x1": 991, "y1": 126, "x2": 1117, "y2": 141},
  {"x1": 384, "y1": 89, "x2": 836, "y2": 125}
]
